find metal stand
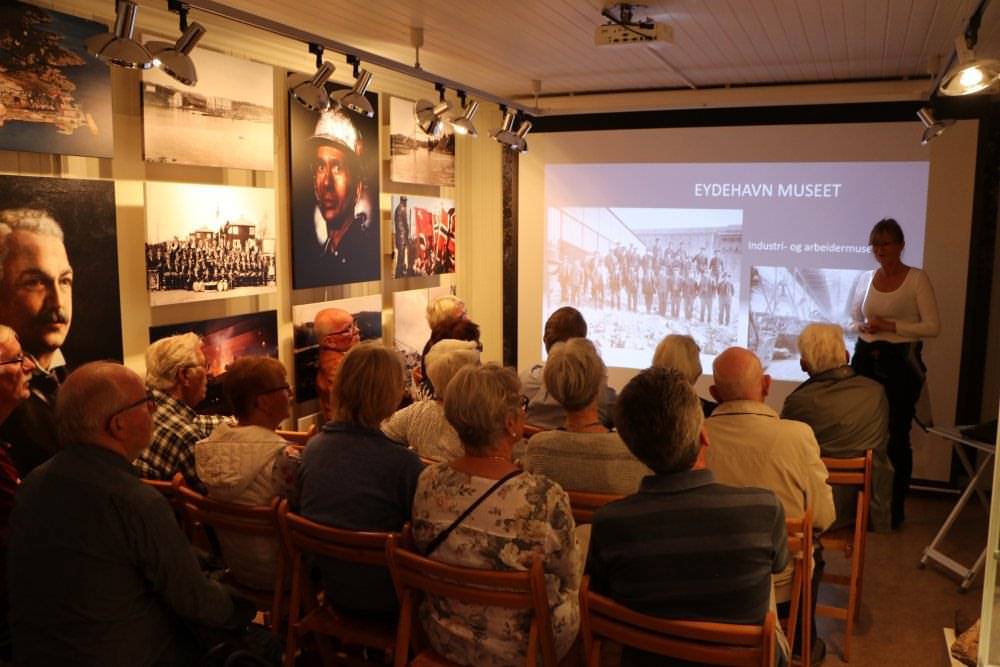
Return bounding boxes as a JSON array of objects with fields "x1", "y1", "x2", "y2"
[{"x1": 918, "y1": 426, "x2": 994, "y2": 592}]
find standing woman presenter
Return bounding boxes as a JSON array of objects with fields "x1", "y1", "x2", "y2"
[{"x1": 851, "y1": 218, "x2": 939, "y2": 528}]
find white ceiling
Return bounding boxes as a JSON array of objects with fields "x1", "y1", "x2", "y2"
[{"x1": 208, "y1": 0, "x2": 999, "y2": 101}]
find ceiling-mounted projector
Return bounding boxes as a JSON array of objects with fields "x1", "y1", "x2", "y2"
[{"x1": 595, "y1": 2, "x2": 673, "y2": 47}]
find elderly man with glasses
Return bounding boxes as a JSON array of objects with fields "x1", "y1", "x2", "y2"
[
  {"x1": 313, "y1": 307, "x2": 360, "y2": 424},
  {"x1": 7, "y1": 361, "x2": 256, "y2": 665},
  {"x1": 134, "y1": 333, "x2": 227, "y2": 492}
]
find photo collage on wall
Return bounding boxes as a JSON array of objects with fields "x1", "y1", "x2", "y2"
[
  {"x1": 288, "y1": 79, "x2": 381, "y2": 289},
  {"x1": 150, "y1": 311, "x2": 279, "y2": 415},
  {"x1": 291, "y1": 295, "x2": 383, "y2": 403}
]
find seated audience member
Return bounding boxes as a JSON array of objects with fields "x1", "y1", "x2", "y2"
[
  {"x1": 0, "y1": 326, "x2": 33, "y2": 659},
  {"x1": 415, "y1": 316, "x2": 482, "y2": 400},
  {"x1": 426, "y1": 294, "x2": 466, "y2": 329},
  {"x1": 313, "y1": 307, "x2": 360, "y2": 424},
  {"x1": 521, "y1": 306, "x2": 616, "y2": 429},
  {"x1": 195, "y1": 357, "x2": 299, "y2": 590},
  {"x1": 652, "y1": 333, "x2": 717, "y2": 417},
  {"x1": 524, "y1": 338, "x2": 650, "y2": 494},
  {"x1": 8, "y1": 362, "x2": 255, "y2": 665},
  {"x1": 299, "y1": 342, "x2": 424, "y2": 615},
  {"x1": 382, "y1": 339, "x2": 480, "y2": 462},
  {"x1": 412, "y1": 364, "x2": 581, "y2": 667},
  {"x1": 135, "y1": 333, "x2": 226, "y2": 491},
  {"x1": 705, "y1": 346, "x2": 834, "y2": 663},
  {"x1": 782, "y1": 323, "x2": 893, "y2": 533},
  {"x1": 587, "y1": 367, "x2": 790, "y2": 667}
]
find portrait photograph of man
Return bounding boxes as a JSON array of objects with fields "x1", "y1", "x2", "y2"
[
  {"x1": 288, "y1": 80, "x2": 380, "y2": 289},
  {"x1": 0, "y1": 174, "x2": 120, "y2": 475}
]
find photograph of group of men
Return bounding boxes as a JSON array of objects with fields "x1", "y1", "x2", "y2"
[
  {"x1": 391, "y1": 195, "x2": 456, "y2": 278},
  {"x1": 146, "y1": 235, "x2": 274, "y2": 296}
]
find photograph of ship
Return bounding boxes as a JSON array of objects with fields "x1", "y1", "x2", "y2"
[
  {"x1": 142, "y1": 44, "x2": 273, "y2": 171},
  {"x1": 545, "y1": 207, "x2": 743, "y2": 368},
  {"x1": 748, "y1": 265, "x2": 868, "y2": 381},
  {"x1": 0, "y1": 174, "x2": 122, "y2": 366},
  {"x1": 0, "y1": 2, "x2": 112, "y2": 157},
  {"x1": 291, "y1": 295, "x2": 382, "y2": 403},
  {"x1": 144, "y1": 182, "x2": 276, "y2": 306},
  {"x1": 389, "y1": 96, "x2": 455, "y2": 187},
  {"x1": 390, "y1": 195, "x2": 456, "y2": 278},
  {"x1": 150, "y1": 310, "x2": 279, "y2": 415}
]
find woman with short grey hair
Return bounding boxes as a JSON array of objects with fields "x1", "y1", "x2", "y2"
[
  {"x1": 523, "y1": 338, "x2": 651, "y2": 495},
  {"x1": 411, "y1": 363, "x2": 580, "y2": 667},
  {"x1": 652, "y1": 333, "x2": 717, "y2": 417}
]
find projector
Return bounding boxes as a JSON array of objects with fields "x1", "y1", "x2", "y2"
[{"x1": 595, "y1": 21, "x2": 673, "y2": 47}]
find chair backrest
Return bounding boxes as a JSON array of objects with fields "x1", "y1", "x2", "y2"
[
  {"x1": 580, "y1": 577, "x2": 776, "y2": 667},
  {"x1": 276, "y1": 429, "x2": 312, "y2": 447},
  {"x1": 783, "y1": 508, "x2": 813, "y2": 660},
  {"x1": 176, "y1": 484, "x2": 280, "y2": 539},
  {"x1": 821, "y1": 451, "x2": 872, "y2": 539},
  {"x1": 385, "y1": 534, "x2": 558, "y2": 667},
  {"x1": 566, "y1": 489, "x2": 623, "y2": 524},
  {"x1": 522, "y1": 423, "x2": 547, "y2": 439},
  {"x1": 277, "y1": 499, "x2": 394, "y2": 568}
]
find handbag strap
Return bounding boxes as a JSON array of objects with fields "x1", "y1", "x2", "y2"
[{"x1": 423, "y1": 469, "x2": 522, "y2": 556}]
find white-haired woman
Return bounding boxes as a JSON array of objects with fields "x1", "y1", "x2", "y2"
[
  {"x1": 524, "y1": 338, "x2": 650, "y2": 495},
  {"x1": 411, "y1": 364, "x2": 580, "y2": 667},
  {"x1": 652, "y1": 333, "x2": 716, "y2": 417},
  {"x1": 382, "y1": 339, "x2": 480, "y2": 462}
]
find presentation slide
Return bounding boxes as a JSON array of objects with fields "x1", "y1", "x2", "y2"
[{"x1": 543, "y1": 161, "x2": 929, "y2": 381}]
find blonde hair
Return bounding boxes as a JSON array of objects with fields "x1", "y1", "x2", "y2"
[
  {"x1": 424, "y1": 339, "x2": 481, "y2": 399},
  {"x1": 652, "y1": 334, "x2": 702, "y2": 385},
  {"x1": 145, "y1": 333, "x2": 202, "y2": 391},
  {"x1": 444, "y1": 364, "x2": 520, "y2": 455},
  {"x1": 798, "y1": 323, "x2": 847, "y2": 375},
  {"x1": 333, "y1": 342, "x2": 404, "y2": 428},
  {"x1": 543, "y1": 338, "x2": 605, "y2": 412},
  {"x1": 426, "y1": 295, "x2": 465, "y2": 329}
]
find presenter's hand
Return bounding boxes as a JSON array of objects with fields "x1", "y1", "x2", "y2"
[{"x1": 863, "y1": 315, "x2": 897, "y2": 334}]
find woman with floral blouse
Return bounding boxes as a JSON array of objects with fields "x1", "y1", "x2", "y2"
[{"x1": 411, "y1": 364, "x2": 581, "y2": 667}]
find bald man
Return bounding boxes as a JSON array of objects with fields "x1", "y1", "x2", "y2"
[
  {"x1": 8, "y1": 362, "x2": 254, "y2": 665},
  {"x1": 314, "y1": 308, "x2": 360, "y2": 423},
  {"x1": 704, "y1": 346, "x2": 834, "y2": 662}
]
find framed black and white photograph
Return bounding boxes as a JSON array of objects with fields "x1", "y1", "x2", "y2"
[
  {"x1": 291, "y1": 295, "x2": 382, "y2": 403},
  {"x1": 289, "y1": 80, "x2": 380, "y2": 289},
  {"x1": 392, "y1": 286, "x2": 452, "y2": 390},
  {"x1": 142, "y1": 44, "x2": 273, "y2": 170},
  {"x1": 144, "y1": 181, "x2": 276, "y2": 306},
  {"x1": 149, "y1": 310, "x2": 279, "y2": 414},
  {"x1": 0, "y1": 2, "x2": 113, "y2": 158},
  {"x1": 0, "y1": 174, "x2": 121, "y2": 368},
  {"x1": 389, "y1": 96, "x2": 455, "y2": 187},
  {"x1": 389, "y1": 195, "x2": 456, "y2": 278}
]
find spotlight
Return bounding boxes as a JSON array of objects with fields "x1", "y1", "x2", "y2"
[
  {"x1": 331, "y1": 56, "x2": 374, "y2": 117},
  {"x1": 939, "y1": 36, "x2": 1000, "y2": 96},
  {"x1": 916, "y1": 107, "x2": 953, "y2": 145},
  {"x1": 490, "y1": 109, "x2": 530, "y2": 152},
  {"x1": 449, "y1": 92, "x2": 479, "y2": 137},
  {"x1": 86, "y1": 1, "x2": 155, "y2": 69},
  {"x1": 415, "y1": 85, "x2": 450, "y2": 137},
  {"x1": 288, "y1": 43, "x2": 335, "y2": 112},
  {"x1": 147, "y1": 22, "x2": 206, "y2": 86}
]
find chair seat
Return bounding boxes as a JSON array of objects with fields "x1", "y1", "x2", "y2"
[
  {"x1": 819, "y1": 526, "x2": 854, "y2": 556},
  {"x1": 411, "y1": 649, "x2": 462, "y2": 667},
  {"x1": 297, "y1": 604, "x2": 396, "y2": 651}
]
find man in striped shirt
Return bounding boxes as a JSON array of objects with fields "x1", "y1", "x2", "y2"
[{"x1": 587, "y1": 367, "x2": 789, "y2": 667}]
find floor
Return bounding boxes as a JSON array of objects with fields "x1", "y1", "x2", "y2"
[{"x1": 815, "y1": 492, "x2": 987, "y2": 666}]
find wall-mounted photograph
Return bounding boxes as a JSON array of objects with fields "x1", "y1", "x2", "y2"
[
  {"x1": 392, "y1": 286, "x2": 453, "y2": 392},
  {"x1": 0, "y1": 1, "x2": 113, "y2": 157},
  {"x1": 144, "y1": 181, "x2": 276, "y2": 306},
  {"x1": 289, "y1": 80, "x2": 380, "y2": 289},
  {"x1": 390, "y1": 195, "x2": 456, "y2": 277},
  {"x1": 0, "y1": 174, "x2": 121, "y2": 369},
  {"x1": 142, "y1": 44, "x2": 273, "y2": 171},
  {"x1": 389, "y1": 96, "x2": 455, "y2": 187},
  {"x1": 149, "y1": 310, "x2": 279, "y2": 414},
  {"x1": 291, "y1": 295, "x2": 382, "y2": 403}
]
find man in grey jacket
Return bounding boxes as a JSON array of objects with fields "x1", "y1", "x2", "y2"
[{"x1": 782, "y1": 322, "x2": 894, "y2": 533}]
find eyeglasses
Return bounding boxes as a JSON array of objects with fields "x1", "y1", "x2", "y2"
[
  {"x1": 105, "y1": 391, "x2": 155, "y2": 430},
  {"x1": 0, "y1": 354, "x2": 26, "y2": 368},
  {"x1": 327, "y1": 323, "x2": 360, "y2": 337},
  {"x1": 520, "y1": 395, "x2": 530, "y2": 412}
]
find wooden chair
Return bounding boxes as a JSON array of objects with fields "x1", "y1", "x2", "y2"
[
  {"x1": 783, "y1": 508, "x2": 813, "y2": 667},
  {"x1": 522, "y1": 423, "x2": 547, "y2": 439},
  {"x1": 175, "y1": 485, "x2": 286, "y2": 634},
  {"x1": 566, "y1": 489, "x2": 623, "y2": 525},
  {"x1": 579, "y1": 577, "x2": 777, "y2": 666},
  {"x1": 386, "y1": 534, "x2": 558, "y2": 667},
  {"x1": 143, "y1": 472, "x2": 190, "y2": 535},
  {"x1": 816, "y1": 451, "x2": 873, "y2": 662},
  {"x1": 277, "y1": 499, "x2": 398, "y2": 667},
  {"x1": 276, "y1": 428, "x2": 313, "y2": 446}
]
